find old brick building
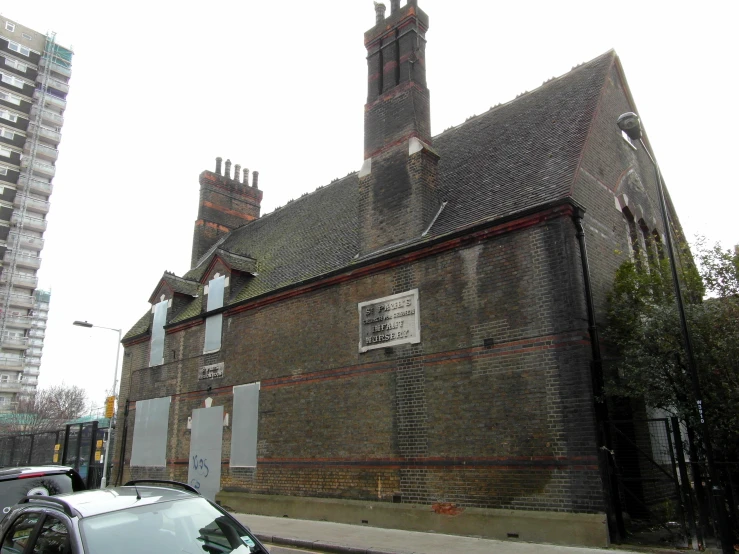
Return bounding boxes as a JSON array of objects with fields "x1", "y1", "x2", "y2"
[{"x1": 114, "y1": 0, "x2": 677, "y2": 546}]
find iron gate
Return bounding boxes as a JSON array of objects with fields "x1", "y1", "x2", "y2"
[{"x1": 607, "y1": 417, "x2": 700, "y2": 548}]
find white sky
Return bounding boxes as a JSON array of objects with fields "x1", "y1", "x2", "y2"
[{"x1": 1, "y1": 0, "x2": 736, "y2": 410}]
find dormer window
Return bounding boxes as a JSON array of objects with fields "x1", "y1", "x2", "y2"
[
  {"x1": 149, "y1": 297, "x2": 168, "y2": 367},
  {"x1": 204, "y1": 274, "x2": 225, "y2": 353}
]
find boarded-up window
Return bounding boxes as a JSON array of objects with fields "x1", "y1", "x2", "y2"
[
  {"x1": 130, "y1": 396, "x2": 171, "y2": 467},
  {"x1": 230, "y1": 382, "x2": 259, "y2": 467},
  {"x1": 204, "y1": 276, "x2": 225, "y2": 353},
  {"x1": 188, "y1": 405, "x2": 223, "y2": 501},
  {"x1": 149, "y1": 299, "x2": 168, "y2": 367}
]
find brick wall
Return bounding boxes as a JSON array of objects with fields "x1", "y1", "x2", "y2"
[{"x1": 116, "y1": 214, "x2": 605, "y2": 513}]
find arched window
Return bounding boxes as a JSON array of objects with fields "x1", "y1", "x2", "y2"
[
  {"x1": 622, "y1": 208, "x2": 641, "y2": 267},
  {"x1": 639, "y1": 219, "x2": 657, "y2": 268}
]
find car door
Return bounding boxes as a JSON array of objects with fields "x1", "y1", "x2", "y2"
[
  {"x1": 1, "y1": 512, "x2": 42, "y2": 554},
  {"x1": 1, "y1": 512, "x2": 73, "y2": 554}
]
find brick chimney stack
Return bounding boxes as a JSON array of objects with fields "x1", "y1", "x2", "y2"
[
  {"x1": 191, "y1": 156, "x2": 264, "y2": 267},
  {"x1": 358, "y1": 0, "x2": 440, "y2": 257}
]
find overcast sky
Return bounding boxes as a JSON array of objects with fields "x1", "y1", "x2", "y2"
[{"x1": 1, "y1": 0, "x2": 736, "y2": 410}]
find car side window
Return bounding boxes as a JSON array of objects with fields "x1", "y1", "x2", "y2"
[
  {"x1": 32, "y1": 516, "x2": 70, "y2": 554},
  {"x1": 1, "y1": 513, "x2": 41, "y2": 554}
]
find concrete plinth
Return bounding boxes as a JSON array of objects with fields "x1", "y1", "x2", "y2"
[{"x1": 216, "y1": 491, "x2": 609, "y2": 548}]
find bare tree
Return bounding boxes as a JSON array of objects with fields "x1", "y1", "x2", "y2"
[{"x1": 0, "y1": 385, "x2": 88, "y2": 437}]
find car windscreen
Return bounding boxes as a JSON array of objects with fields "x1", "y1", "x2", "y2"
[
  {"x1": 79, "y1": 497, "x2": 264, "y2": 554},
  {"x1": 0, "y1": 473, "x2": 79, "y2": 519}
]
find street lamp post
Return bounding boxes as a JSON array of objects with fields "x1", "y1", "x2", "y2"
[
  {"x1": 616, "y1": 113, "x2": 731, "y2": 553},
  {"x1": 73, "y1": 320, "x2": 122, "y2": 489}
]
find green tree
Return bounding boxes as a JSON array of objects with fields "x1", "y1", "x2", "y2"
[{"x1": 604, "y1": 240, "x2": 739, "y2": 460}]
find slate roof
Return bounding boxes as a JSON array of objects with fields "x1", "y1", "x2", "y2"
[
  {"x1": 123, "y1": 310, "x2": 151, "y2": 341},
  {"x1": 183, "y1": 174, "x2": 360, "y2": 303},
  {"x1": 431, "y1": 52, "x2": 611, "y2": 235},
  {"x1": 124, "y1": 51, "x2": 615, "y2": 340}
]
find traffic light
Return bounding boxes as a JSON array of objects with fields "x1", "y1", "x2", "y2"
[{"x1": 104, "y1": 396, "x2": 115, "y2": 418}]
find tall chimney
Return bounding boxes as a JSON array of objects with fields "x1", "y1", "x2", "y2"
[
  {"x1": 358, "y1": 1, "x2": 439, "y2": 257},
  {"x1": 191, "y1": 162, "x2": 264, "y2": 267}
]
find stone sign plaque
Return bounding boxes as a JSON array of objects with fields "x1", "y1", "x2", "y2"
[
  {"x1": 199, "y1": 362, "x2": 224, "y2": 380},
  {"x1": 358, "y1": 289, "x2": 420, "y2": 353}
]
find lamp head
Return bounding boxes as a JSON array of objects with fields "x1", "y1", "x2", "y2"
[
  {"x1": 617, "y1": 112, "x2": 642, "y2": 141},
  {"x1": 73, "y1": 321, "x2": 93, "y2": 328}
]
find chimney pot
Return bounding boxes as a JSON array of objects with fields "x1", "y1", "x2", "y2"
[
  {"x1": 252, "y1": 170, "x2": 259, "y2": 189},
  {"x1": 390, "y1": 0, "x2": 400, "y2": 13},
  {"x1": 374, "y1": 2, "x2": 386, "y2": 24},
  {"x1": 243, "y1": 168, "x2": 250, "y2": 186},
  {"x1": 215, "y1": 157, "x2": 222, "y2": 175},
  {"x1": 234, "y1": 164, "x2": 241, "y2": 183},
  {"x1": 224, "y1": 159, "x2": 232, "y2": 180}
]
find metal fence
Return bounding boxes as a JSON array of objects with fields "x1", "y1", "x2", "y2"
[
  {"x1": 606, "y1": 417, "x2": 739, "y2": 550},
  {"x1": 0, "y1": 421, "x2": 113, "y2": 489},
  {"x1": 0, "y1": 429, "x2": 64, "y2": 467},
  {"x1": 607, "y1": 418, "x2": 700, "y2": 548}
]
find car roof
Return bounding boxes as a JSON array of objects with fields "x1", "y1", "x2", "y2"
[
  {"x1": 0, "y1": 466, "x2": 75, "y2": 479},
  {"x1": 50, "y1": 486, "x2": 200, "y2": 518}
]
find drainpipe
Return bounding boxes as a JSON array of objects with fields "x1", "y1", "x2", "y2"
[
  {"x1": 573, "y1": 206, "x2": 625, "y2": 541},
  {"x1": 115, "y1": 399, "x2": 130, "y2": 486}
]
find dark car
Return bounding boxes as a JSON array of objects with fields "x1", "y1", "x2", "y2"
[
  {"x1": 0, "y1": 480, "x2": 269, "y2": 554},
  {"x1": 0, "y1": 466, "x2": 85, "y2": 521}
]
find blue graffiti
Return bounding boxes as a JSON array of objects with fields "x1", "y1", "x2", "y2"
[
  {"x1": 191, "y1": 455, "x2": 209, "y2": 478},
  {"x1": 190, "y1": 479, "x2": 201, "y2": 490}
]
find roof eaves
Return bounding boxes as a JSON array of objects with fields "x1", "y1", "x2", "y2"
[{"x1": 167, "y1": 198, "x2": 582, "y2": 331}]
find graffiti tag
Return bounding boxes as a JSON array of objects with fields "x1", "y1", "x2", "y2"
[{"x1": 191, "y1": 454, "x2": 209, "y2": 478}]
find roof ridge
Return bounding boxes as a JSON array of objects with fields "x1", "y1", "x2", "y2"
[
  {"x1": 163, "y1": 271, "x2": 197, "y2": 283},
  {"x1": 241, "y1": 170, "x2": 358, "y2": 230}
]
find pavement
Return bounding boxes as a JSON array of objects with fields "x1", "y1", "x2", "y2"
[{"x1": 234, "y1": 513, "x2": 686, "y2": 554}]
